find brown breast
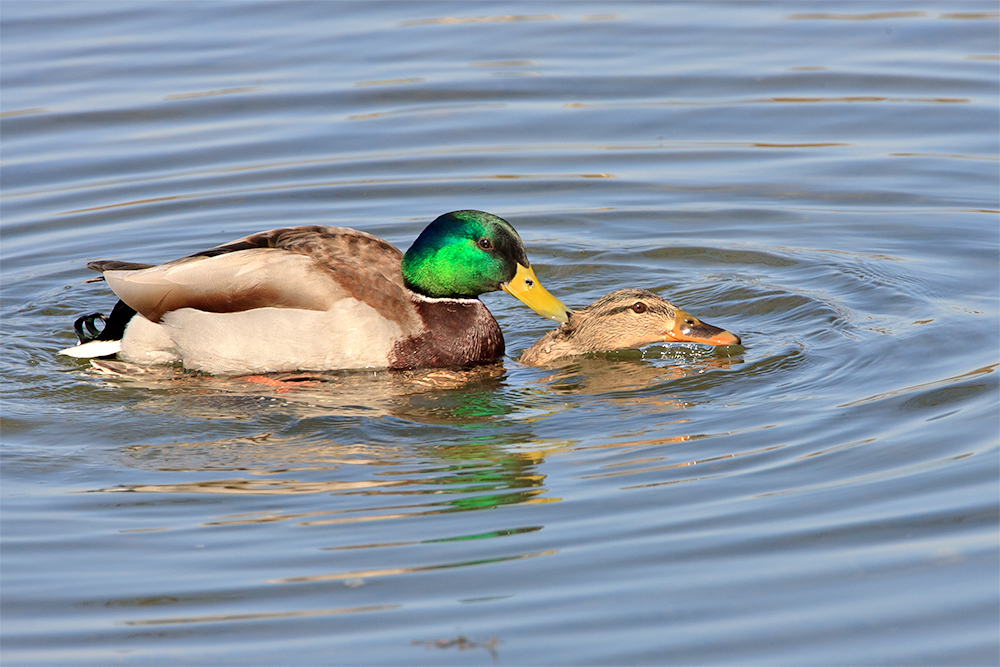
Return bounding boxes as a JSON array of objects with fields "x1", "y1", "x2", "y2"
[{"x1": 389, "y1": 299, "x2": 504, "y2": 370}]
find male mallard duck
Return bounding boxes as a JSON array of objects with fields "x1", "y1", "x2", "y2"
[
  {"x1": 519, "y1": 288, "x2": 740, "y2": 366},
  {"x1": 59, "y1": 210, "x2": 570, "y2": 374}
]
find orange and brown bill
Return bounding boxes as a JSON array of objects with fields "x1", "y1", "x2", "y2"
[{"x1": 665, "y1": 310, "x2": 741, "y2": 346}]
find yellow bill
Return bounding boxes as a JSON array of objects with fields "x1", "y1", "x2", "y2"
[{"x1": 501, "y1": 263, "x2": 571, "y2": 323}]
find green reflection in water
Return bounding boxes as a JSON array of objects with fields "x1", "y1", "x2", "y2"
[{"x1": 425, "y1": 525, "x2": 543, "y2": 543}]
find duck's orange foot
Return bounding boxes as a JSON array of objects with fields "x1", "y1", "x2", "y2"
[{"x1": 240, "y1": 375, "x2": 321, "y2": 393}]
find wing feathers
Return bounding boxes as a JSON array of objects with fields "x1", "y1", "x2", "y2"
[
  {"x1": 93, "y1": 227, "x2": 416, "y2": 329},
  {"x1": 87, "y1": 260, "x2": 155, "y2": 273},
  {"x1": 104, "y1": 250, "x2": 345, "y2": 322}
]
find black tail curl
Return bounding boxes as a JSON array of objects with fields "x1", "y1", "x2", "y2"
[
  {"x1": 74, "y1": 313, "x2": 108, "y2": 343},
  {"x1": 72, "y1": 300, "x2": 138, "y2": 344}
]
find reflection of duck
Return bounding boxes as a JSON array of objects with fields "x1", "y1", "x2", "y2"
[
  {"x1": 531, "y1": 354, "x2": 741, "y2": 399},
  {"x1": 88, "y1": 358, "x2": 515, "y2": 424},
  {"x1": 520, "y1": 288, "x2": 740, "y2": 367},
  {"x1": 59, "y1": 211, "x2": 570, "y2": 374}
]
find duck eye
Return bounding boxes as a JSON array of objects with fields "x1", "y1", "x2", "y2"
[
  {"x1": 478, "y1": 238, "x2": 494, "y2": 250},
  {"x1": 632, "y1": 302, "x2": 647, "y2": 314}
]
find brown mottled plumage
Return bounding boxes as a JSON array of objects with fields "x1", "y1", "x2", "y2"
[{"x1": 520, "y1": 288, "x2": 740, "y2": 367}]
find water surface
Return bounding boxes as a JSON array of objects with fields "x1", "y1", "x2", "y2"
[{"x1": 2, "y1": 2, "x2": 998, "y2": 665}]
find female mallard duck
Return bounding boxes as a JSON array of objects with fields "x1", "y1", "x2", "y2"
[
  {"x1": 59, "y1": 210, "x2": 570, "y2": 374},
  {"x1": 520, "y1": 288, "x2": 740, "y2": 366}
]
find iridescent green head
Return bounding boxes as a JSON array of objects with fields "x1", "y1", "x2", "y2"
[
  {"x1": 402, "y1": 210, "x2": 571, "y2": 322},
  {"x1": 401, "y1": 210, "x2": 525, "y2": 298}
]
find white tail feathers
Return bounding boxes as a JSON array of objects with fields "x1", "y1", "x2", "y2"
[{"x1": 58, "y1": 340, "x2": 122, "y2": 359}]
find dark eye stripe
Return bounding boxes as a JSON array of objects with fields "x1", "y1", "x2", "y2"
[{"x1": 603, "y1": 304, "x2": 646, "y2": 316}]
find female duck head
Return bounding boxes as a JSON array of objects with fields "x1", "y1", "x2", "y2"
[
  {"x1": 519, "y1": 288, "x2": 742, "y2": 366},
  {"x1": 402, "y1": 210, "x2": 570, "y2": 322}
]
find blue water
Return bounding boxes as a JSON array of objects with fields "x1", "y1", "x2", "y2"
[{"x1": 2, "y1": 2, "x2": 998, "y2": 665}]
